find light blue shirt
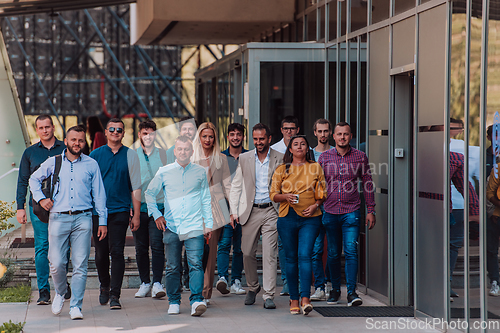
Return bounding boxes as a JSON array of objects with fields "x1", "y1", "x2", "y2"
[
  {"x1": 254, "y1": 149, "x2": 272, "y2": 204},
  {"x1": 313, "y1": 147, "x2": 333, "y2": 162},
  {"x1": 29, "y1": 150, "x2": 108, "y2": 226},
  {"x1": 145, "y1": 161, "x2": 213, "y2": 238}
]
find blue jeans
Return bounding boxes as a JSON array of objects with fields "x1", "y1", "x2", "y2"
[
  {"x1": 278, "y1": 235, "x2": 287, "y2": 285},
  {"x1": 323, "y1": 210, "x2": 361, "y2": 294},
  {"x1": 48, "y1": 212, "x2": 92, "y2": 310},
  {"x1": 217, "y1": 223, "x2": 243, "y2": 284},
  {"x1": 29, "y1": 205, "x2": 50, "y2": 292},
  {"x1": 277, "y1": 209, "x2": 321, "y2": 300},
  {"x1": 312, "y1": 225, "x2": 330, "y2": 289},
  {"x1": 133, "y1": 212, "x2": 165, "y2": 284},
  {"x1": 487, "y1": 216, "x2": 500, "y2": 283},
  {"x1": 163, "y1": 229, "x2": 204, "y2": 305},
  {"x1": 449, "y1": 210, "x2": 464, "y2": 281}
]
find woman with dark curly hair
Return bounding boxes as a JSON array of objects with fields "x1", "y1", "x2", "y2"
[{"x1": 270, "y1": 135, "x2": 326, "y2": 315}]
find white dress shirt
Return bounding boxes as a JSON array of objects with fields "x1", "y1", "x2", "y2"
[{"x1": 254, "y1": 149, "x2": 272, "y2": 204}]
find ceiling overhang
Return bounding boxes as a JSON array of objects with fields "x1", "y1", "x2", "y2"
[{"x1": 131, "y1": 0, "x2": 295, "y2": 45}]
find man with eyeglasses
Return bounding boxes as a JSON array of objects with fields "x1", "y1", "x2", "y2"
[
  {"x1": 271, "y1": 116, "x2": 300, "y2": 155},
  {"x1": 270, "y1": 115, "x2": 300, "y2": 296},
  {"x1": 90, "y1": 118, "x2": 142, "y2": 310}
]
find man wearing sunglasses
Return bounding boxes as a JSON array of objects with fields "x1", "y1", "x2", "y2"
[{"x1": 90, "y1": 118, "x2": 142, "y2": 310}]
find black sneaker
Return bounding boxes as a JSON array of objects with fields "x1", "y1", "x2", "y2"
[
  {"x1": 37, "y1": 288, "x2": 51, "y2": 305},
  {"x1": 347, "y1": 292, "x2": 363, "y2": 307},
  {"x1": 64, "y1": 282, "x2": 72, "y2": 300},
  {"x1": 109, "y1": 296, "x2": 121, "y2": 309},
  {"x1": 99, "y1": 286, "x2": 110, "y2": 305},
  {"x1": 327, "y1": 290, "x2": 341, "y2": 305}
]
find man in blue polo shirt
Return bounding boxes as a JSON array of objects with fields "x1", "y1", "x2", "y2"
[
  {"x1": 16, "y1": 115, "x2": 68, "y2": 305},
  {"x1": 90, "y1": 118, "x2": 141, "y2": 310}
]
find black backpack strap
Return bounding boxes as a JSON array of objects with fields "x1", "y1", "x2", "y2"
[
  {"x1": 159, "y1": 148, "x2": 168, "y2": 166},
  {"x1": 50, "y1": 155, "x2": 62, "y2": 199}
]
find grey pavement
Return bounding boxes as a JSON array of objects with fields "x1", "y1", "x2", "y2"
[{"x1": 0, "y1": 287, "x2": 448, "y2": 333}]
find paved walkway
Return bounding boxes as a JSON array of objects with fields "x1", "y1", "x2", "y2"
[{"x1": 0, "y1": 287, "x2": 450, "y2": 333}]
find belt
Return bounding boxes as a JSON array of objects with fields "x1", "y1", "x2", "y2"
[
  {"x1": 253, "y1": 202, "x2": 273, "y2": 209},
  {"x1": 59, "y1": 209, "x2": 93, "y2": 215}
]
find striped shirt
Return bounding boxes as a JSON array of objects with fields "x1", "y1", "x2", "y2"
[
  {"x1": 318, "y1": 146, "x2": 376, "y2": 215},
  {"x1": 419, "y1": 152, "x2": 479, "y2": 215}
]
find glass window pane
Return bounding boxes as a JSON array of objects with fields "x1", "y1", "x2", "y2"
[
  {"x1": 395, "y1": 0, "x2": 415, "y2": 16},
  {"x1": 297, "y1": 17, "x2": 304, "y2": 41},
  {"x1": 260, "y1": 62, "x2": 325, "y2": 145},
  {"x1": 297, "y1": 0, "x2": 306, "y2": 14},
  {"x1": 372, "y1": 0, "x2": 390, "y2": 24},
  {"x1": 341, "y1": 0, "x2": 347, "y2": 36},
  {"x1": 351, "y1": 0, "x2": 368, "y2": 32},
  {"x1": 283, "y1": 25, "x2": 290, "y2": 42},
  {"x1": 320, "y1": 5, "x2": 325, "y2": 40},
  {"x1": 329, "y1": 1, "x2": 338, "y2": 40},
  {"x1": 307, "y1": 12, "x2": 317, "y2": 41}
]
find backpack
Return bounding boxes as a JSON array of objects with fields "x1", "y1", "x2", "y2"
[{"x1": 32, "y1": 155, "x2": 62, "y2": 223}]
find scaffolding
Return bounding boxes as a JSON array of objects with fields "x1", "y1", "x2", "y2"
[{"x1": 0, "y1": 5, "x2": 192, "y2": 131}]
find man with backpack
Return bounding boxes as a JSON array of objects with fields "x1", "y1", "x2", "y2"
[{"x1": 29, "y1": 125, "x2": 107, "y2": 319}]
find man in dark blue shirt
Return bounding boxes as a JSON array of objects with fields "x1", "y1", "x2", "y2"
[
  {"x1": 16, "y1": 115, "x2": 66, "y2": 305},
  {"x1": 90, "y1": 118, "x2": 141, "y2": 310},
  {"x1": 217, "y1": 123, "x2": 248, "y2": 295}
]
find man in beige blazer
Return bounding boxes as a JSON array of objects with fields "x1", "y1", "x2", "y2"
[{"x1": 229, "y1": 123, "x2": 284, "y2": 309}]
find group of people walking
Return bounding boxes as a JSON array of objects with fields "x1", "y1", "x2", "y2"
[{"x1": 16, "y1": 114, "x2": 376, "y2": 320}]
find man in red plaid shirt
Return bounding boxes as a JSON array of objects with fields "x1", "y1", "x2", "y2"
[{"x1": 318, "y1": 122, "x2": 376, "y2": 307}]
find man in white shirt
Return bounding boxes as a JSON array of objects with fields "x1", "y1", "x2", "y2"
[{"x1": 271, "y1": 116, "x2": 300, "y2": 154}]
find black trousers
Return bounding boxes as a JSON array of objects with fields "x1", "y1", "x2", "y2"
[{"x1": 92, "y1": 212, "x2": 129, "y2": 298}]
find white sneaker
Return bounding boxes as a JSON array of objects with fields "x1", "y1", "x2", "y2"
[
  {"x1": 310, "y1": 287, "x2": 326, "y2": 301},
  {"x1": 325, "y1": 282, "x2": 332, "y2": 299},
  {"x1": 69, "y1": 307, "x2": 83, "y2": 320},
  {"x1": 168, "y1": 303, "x2": 180, "y2": 315},
  {"x1": 135, "y1": 282, "x2": 151, "y2": 298},
  {"x1": 490, "y1": 281, "x2": 500, "y2": 296},
  {"x1": 191, "y1": 301, "x2": 207, "y2": 316},
  {"x1": 51, "y1": 293, "x2": 65, "y2": 315},
  {"x1": 216, "y1": 276, "x2": 230, "y2": 295},
  {"x1": 230, "y1": 279, "x2": 246, "y2": 295},
  {"x1": 152, "y1": 282, "x2": 166, "y2": 298},
  {"x1": 203, "y1": 298, "x2": 210, "y2": 306}
]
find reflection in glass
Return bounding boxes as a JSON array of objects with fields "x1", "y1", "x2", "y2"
[
  {"x1": 394, "y1": 0, "x2": 415, "y2": 16},
  {"x1": 298, "y1": 17, "x2": 304, "y2": 42},
  {"x1": 260, "y1": 62, "x2": 325, "y2": 145},
  {"x1": 320, "y1": 5, "x2": 325, "y2": 40},
  {"x1": 351, "y1": 0, "x2": 368, "y2": 32},
  {"x1": 341, "y1": 0, "x2": 347, "y2": 36},
  {"x1": 217, "y1": 73, "x2": 230, "y2": 148},
  {"x1": 372, "y1": 0, "x2": 390, "y2": 24},
  {"x1": 328, "y1": 51, "x2": 337, "y2": 123},
  {"x1": 307, "y1": 12, "x2": 317, "y2": 41},
  {"x1": 297, "y1": 0, "x2": 306, "y2": 14},
  {"x1": 329, "y1": 1, "x2": 338, "y2": 40}
]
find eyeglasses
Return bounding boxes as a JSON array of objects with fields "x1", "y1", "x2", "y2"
[
  {"x1": 282, "y1": 127, "x2": 297, "y2": 132},
  {"x1": 108, "y1": 127, "x2": 124, "y2": 133}
]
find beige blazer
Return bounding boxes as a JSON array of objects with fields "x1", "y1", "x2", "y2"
[
  {"x1": 205, "y1": 153, "x2": 231, "y2": 230},
  {"x1": 229, "y1": 148, "x2": 283, "y2": 225}
]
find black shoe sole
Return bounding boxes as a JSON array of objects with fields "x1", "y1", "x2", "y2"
[
  {"x1": 153, "y1": 291, "x2": 166, "y2": 298},
  {"x1": 348, "y1": 299, "x2": 362, "y2": 307},
  {"x1": 37, "y1": 300, "x2": 51, "y2": 305},
  {"x1": 216, "y1": 281, "x2": 230, "y2": 295}
]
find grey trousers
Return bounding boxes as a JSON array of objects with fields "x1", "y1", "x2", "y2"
[{"x1": 241, "y1": 206, "x2": 278, "y2": 300}]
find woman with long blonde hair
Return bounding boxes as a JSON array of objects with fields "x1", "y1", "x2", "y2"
[{"x1": 191, "y1": 122, "x2": 232, "y2": 304}]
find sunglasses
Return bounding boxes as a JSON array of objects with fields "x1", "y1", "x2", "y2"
[{"x1": 108, "y1": 127, "x2": 124, "y2": 133}]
